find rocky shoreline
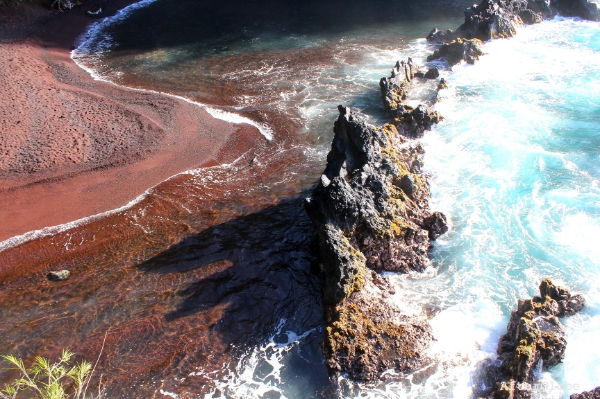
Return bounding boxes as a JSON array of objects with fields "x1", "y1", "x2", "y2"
[
  {"x1": 306, "y1": 0, "x2": 599, "y2": 393},
  {"x1": 304, "y1": 45, "x2": 452, "y2": 380}
]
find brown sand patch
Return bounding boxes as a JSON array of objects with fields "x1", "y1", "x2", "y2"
[{"x1": 0, "y1": 3, "x2": 268, "y2": 242}]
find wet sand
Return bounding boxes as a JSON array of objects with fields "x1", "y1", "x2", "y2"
[{"x1": 0, "y1": 1, "x2": 266, "y2": 243}]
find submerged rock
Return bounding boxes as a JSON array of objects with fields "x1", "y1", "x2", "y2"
[
  {"x1": 438, "y1": 78, "x2": 449, "y2": 90},
  {"x1": 424, "y1": 66, "x2": 440, "y2": 79},
  {"x1": 482, "y1": 279, "x2": 585, "y2": 399},
  {"x1": 423, "y1": 212, "x2": 448, "y2": 240},
  {"x1": 572, "y1": 387, "x2": 600, "y2": 399},
  {"x1": 47, "y1": 270, "x2": 70, "y2": 281},
  {"x1": 305, "y1": 106, "x2": 447, "y2": 380}
]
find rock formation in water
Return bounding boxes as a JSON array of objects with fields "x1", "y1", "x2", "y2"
[
  {"x1": 556, "y1": 0, "x2": 600, "y2": 20},
  {"x1": 482, "y1": 279, "x2": 585, "y2": 399},
  {"x1": 427, "y1": 38, "x2": 485, "y2": 65},
  {"x1": 307, "y1": 0, "x2": 598, "y2": 384},
  {"x1": 427, "y1": 0, "x2": 598, "y2": 49},
  {"x1": 306, "y1": 51, "x2": 450, "y2": 379},
  {"x1": 305, "y1": 104, "x2": 446, "y2": 380},
  {"x1": 572, "y1": 387, "x2": 600, "y2": 399},
  {"x1": 379, "y1": 59, "x2": 443, "y2": 137}
]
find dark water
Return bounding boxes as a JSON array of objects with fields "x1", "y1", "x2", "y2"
[{"x1": 0, "y1": 0, "x2": 478, "y2": 398}]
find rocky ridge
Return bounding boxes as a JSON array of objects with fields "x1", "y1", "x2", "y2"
[
  {"x1": 305, "y1": 63, "x2": 447, "y2": 378},
  {"x1": 427, "y1": 0, "x2": 598, "y2": 46},
  {"x1": 307, "y1": 0, "x2": 596, "y2": 384},
  {"x1": 572, "y1": 387, "x2": 600, "y2": 399}
]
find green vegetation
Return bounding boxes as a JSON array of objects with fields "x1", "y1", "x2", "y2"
[{"x1": 0, "y1": 350, "x2": 104, "y2": 399}]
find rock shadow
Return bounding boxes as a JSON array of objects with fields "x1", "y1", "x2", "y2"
[{"x1": 137, "y1": 196, "x2": 329, "y2": 396}]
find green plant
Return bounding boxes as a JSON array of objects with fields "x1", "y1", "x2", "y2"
[{"x1": 0, "y1": 349, "x2": 104, "y2": 399}]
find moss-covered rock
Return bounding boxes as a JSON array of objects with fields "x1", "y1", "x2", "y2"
[
  {"x1": 324, "y1": 275, "x2": 433, "y2": 381},
  {"x1": 484, "y1": 279, "x2": 585, "y2": 398},
  {"x1": 305, "y1": 106, "x2": 448, "y2": 381}
]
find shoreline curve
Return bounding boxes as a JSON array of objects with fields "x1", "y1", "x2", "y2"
[{"x1": 0, "y1": 0, "x2": 271, "y2": 246}]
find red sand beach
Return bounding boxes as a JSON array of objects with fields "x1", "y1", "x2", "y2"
[{"x1": 0, "y1": 1, "x2": 266, "y2": 243}]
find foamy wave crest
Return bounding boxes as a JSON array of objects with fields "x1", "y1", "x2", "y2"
[
  {"x1": 0, "y1": 157, "x2": 250, "y2": 254},
  {"x1": 71, "y1": 1, "x2": 274, "y2": 142},
  {"x1": 201, "y1": 319, "x2": 317, "y2": 399},
  {"x1": 205, "y1": 107, "x2": 273, "y2": 141},
  {"x1": 74, "y1": 0, "x2": 160, "y2": 55},
  {"x1": 0, "y1": 189, "x2": 149, "y2": 254}
]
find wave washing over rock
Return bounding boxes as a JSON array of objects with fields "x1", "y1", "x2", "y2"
[
  {"x1": 475, "y1": 279, "x2": 585, "y2": 398},
  {"x1": 306, "y1": 0, "x2": 600, "y2": 394}
]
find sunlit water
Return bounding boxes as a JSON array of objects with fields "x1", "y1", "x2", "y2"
[
  {"x1": 348, "y1": 17, "x2": 600, "y2": 399},
  {"x1": 1, "y1": 0, "x2": 599, "y2": 397}
]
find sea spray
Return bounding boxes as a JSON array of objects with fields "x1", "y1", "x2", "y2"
[{"x1": 424, "y1": 17, "x2": 600, "y2": 397}]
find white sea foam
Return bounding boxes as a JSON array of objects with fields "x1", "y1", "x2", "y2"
[
  {"x1": 74, "y1": 0, "x2": 159, "y2": 54},
  {"x1": 204, "y1": 107, "x2": 273, "y2": 140},
  {"x1": 0, "y1": 189, "x2": 149, "y2": 254},
  {"x1": 200, "y1": 319, "x2": 317, "y2": 399},
  {"x1": 419, "y1": 16, "x2": 600, "y2": 398},
  {"x1": 0, "y1": 156, "x2": 250, "y2": 254},
  {"x1": 71, "y1": 0, "x2": 274, "y2": 142}
]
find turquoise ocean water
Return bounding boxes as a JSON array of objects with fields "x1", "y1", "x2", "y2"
[{"x1": 385, "y1": 17, "x2": 600, "y2": 399}]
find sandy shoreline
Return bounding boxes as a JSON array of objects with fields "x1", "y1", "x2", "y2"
[{"x1": 0, "y1": 0, "x2": 266, "y2": 243}]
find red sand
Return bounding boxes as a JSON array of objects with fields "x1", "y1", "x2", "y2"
[{"x1": 0, "y1": 2, "x2": 266, "y2": 242}]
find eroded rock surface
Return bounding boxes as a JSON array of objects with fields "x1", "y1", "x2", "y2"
[
  {"x1": 427, "y1": 0, "x2": 553, "y2": 44},
  {"x1": 379, "y1": 59, "x2": 443, "y2": 137},
  {"x1": 482, "y1": 279, "x2": 585, "y2": 399},
  {"x1": 428, "y1": 0, "x2": 598, "y2": 48},
  {"x1": 427, "y1": 38, "x2": 485, "y2": 65},
  {"x1": 47, "y1": 270, "x2": 70, "y2": 281},
  {"x1": 572, "y1": 387, "x2": 600, "y2": 399},
  {"x1": 305, "y1": 105, "x2": 447, "y2": 380}
]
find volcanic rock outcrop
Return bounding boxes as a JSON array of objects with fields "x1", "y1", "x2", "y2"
[
  {"x1": 427, "y1": 0, "x2": 541, "y2": 44},
  {"x1": 427, "y1": 0, "x2": 598, "y2": 48},
  {"x1": 379, "y1": 59, "x2": 443, "y2": 137},
  {"x1": 483, "y1": 279, "x2": 585, "y2": 399},
  {"x1": 572, "y1": 387, "x2": 600, "y2": 399},
  {"x1": 305, "y1": 104, "x2": 446, "y2": 380},
  {"x1": 427, "y1": 38, "x2": 485, "y2": 65}
]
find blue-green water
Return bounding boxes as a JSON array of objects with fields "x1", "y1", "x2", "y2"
[
  {"x1": 359, "y1": 18, "x2": 600, "y2": 399},
  {"x1": 71, "y1": 4, "x2": 600, "y2": 399}
]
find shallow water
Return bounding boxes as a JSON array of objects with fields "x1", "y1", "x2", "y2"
[{"x1": 1, "y1": 1, "x2": 600, "y2": 398}]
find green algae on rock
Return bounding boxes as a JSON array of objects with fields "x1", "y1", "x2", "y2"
[
  {"x1": 305, "y1": 104, "x2": 447, "y2": 381},
  {"x1": 480, "y1": 279, "x2": 585, "y2": 399}
]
